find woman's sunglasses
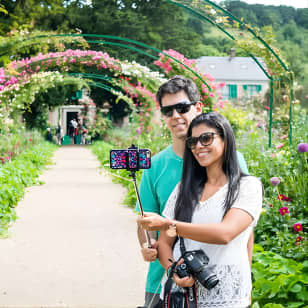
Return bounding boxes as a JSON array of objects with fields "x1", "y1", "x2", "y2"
[
  {"x1": 186, "y1": 132, "x2": 218, "y2": 149},
  {"x1": 160, "y1": 101, "x2": 196, "y2": 117}
]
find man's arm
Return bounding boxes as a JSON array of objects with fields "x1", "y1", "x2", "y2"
[{"x1": 137, "y1": 224, "x2": 158, "y2": 261}]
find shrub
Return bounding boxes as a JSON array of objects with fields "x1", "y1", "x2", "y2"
[{"x1": 252, "y1": 245, "x2": 308, "y2": 308}]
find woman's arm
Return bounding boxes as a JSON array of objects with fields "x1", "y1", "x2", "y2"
[{"x1": 139, "y1": 208, "x2": 253, "y2": 245}]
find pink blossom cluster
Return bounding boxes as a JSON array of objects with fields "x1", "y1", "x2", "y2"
[
  {"x1": 153, "y1": 49, "x2": 225, "y2": 109},
  {"x1": 162, "y1": 49, "x2": 196, "y2": 68},
  {"x1": 0, "y1": 153, "x2": 12, "y2": 164},
  {"x1": 0, "y1": 68, "x2": 19, "y2": 91},
  {"x1": 118, "y1": 76, "x2": 156, "y2": 105},
  {"x1": 9, "y1": 49, "x2": 117, "y2": 71},
  {"x1": 154, "y1": 49, "x2": 197, "y2": 74},
  {"x1": 1, "y1": 50, "x2": 123, "y2": 93}
]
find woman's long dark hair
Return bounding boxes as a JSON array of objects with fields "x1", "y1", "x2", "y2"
[{"x1": 174, "y1": 112, "x2": 247, "y2": 222}]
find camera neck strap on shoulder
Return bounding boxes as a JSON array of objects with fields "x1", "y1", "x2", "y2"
[
  {"x1": 179, "y1": 236, "x2": 186, "y2": 255},
  {"x1": 163, "y1": 236, "x2": 198, "y2": 308}
]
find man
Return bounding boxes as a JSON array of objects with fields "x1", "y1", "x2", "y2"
[{"x1": 136, "y1": 76, "x2": 252, "y2": 307}]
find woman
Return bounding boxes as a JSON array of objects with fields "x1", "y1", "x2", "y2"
[{"x1": 138, "y1": 112, "x2": 263, "y2": 308}]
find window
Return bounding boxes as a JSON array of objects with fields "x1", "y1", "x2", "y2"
[
  {"x1": 229, "y1": 84, "x2": 238, "y2": 99},
  {"x1": 221, "y1": 84, "x2": 238, "y2": 100},
  {"x1": 243, "y1": 84, "x2": 262, "y2": 97}
]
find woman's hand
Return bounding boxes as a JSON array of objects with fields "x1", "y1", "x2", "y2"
[
  {"x1": 173, "y1": 259, "x2": 195, "y2": 288},
  {"x1": 137, "y1": 212, "x2": 170, "y2": 231}
]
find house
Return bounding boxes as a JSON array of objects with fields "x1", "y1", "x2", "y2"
[
  {"x1": 195, "y1": 55, "x2": 269, "y2": 101},
  {"x1": 48, "y1": 88, "x2": 96, "y2": 144}
]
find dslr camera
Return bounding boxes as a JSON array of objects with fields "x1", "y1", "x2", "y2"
[{"x1": 176, "y1": 249, "x2": 219, "y2": 290}]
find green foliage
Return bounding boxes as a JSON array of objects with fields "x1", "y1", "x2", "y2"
[
  {"x1": 0, "y1": 30, "x2": 88, "y2": 66},
  {"x1": 218, "y1": 103, "x2": 253, "y2": 138},
  {"x1": 0, "y1": 71, "x2": 89, "y2": 129},
  {"x1": 23, "y1": 83, "x2": 85, "y2": 130},
  {"x1": 251, "y1": 245, "x2": 308, "y2": 307},
  {"x1": 237, "y1": 105, "x2": 308, "y2": 262},
  {"x1": 0, "y1": 125, "x2": 42, "y2": 158},
  {"x1": 0, "y1": 140, "x2": 57, "y2": 237},
  {"x1": 86, "y1": 112, "x2": 112, "y2": 141},
  {"x1": 91, "y1": 120, "x2": 171, "y2": 208}
]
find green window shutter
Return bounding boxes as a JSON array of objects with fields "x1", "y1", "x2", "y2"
[
  {"x1": 243, "y1": 85, "x2": 248, "y2": 91},
  {"x1": 228, "y1": 84, "x2": 238, "y2": 99},
  {"x1": 256, "y1": 85, "x2": 262, "y2": 92}
]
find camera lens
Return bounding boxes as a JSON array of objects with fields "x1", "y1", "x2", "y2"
[{"x1": 197, "y1": 270, "x2": 219, "y2": 290}]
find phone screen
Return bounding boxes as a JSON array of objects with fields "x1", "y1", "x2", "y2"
[
  {"x1": 110, "y1": 148, "x2": 151, "y2": 170},
  {"x1": 128, "y1": 149, "x2": 138, "y2": 169},
  {"x1": 110, "y1": 150, "x2": 127, "y2": 169},
  {"x1": 139, "y1": 149, "x2": 151, "y2": 169}
]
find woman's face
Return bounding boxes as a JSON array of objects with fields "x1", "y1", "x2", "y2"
[{"x1": 190, "y1": 123, "x2": 225, "y2": 168}]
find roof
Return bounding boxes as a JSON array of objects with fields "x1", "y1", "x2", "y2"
[{"x1": 195, "y1": 56, "x2": 269, "y2": 81}]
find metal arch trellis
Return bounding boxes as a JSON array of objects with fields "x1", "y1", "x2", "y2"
[
  {"x1": 68, "y1": 73, "x2": 132, "y2": 100},
  {"x1": 0, "y1": 33, "x2": 213, "y2": 93},
  {"x1": 165, "y1": 0, "x2": 295, "y2": 147},
  {"x1": 1, "y1": 33, "x2": 222, "y2": 114}
]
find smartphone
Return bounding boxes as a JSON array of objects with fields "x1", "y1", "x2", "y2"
[{"x1": 110, "y1": 148, "x2": 151, "y2": 170}]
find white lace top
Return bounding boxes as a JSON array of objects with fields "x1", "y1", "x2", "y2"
[{"x1": 161, "y1": 176, "x2": 263, "y2": 308}]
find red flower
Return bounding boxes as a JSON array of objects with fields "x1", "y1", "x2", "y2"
[
  {"x1": 29, "y1": 138, "x2": 33, "y2": 142},
  {"x1": 277, "y1": 194, "x2": 291, "y2": 202},
  {"x1": 293, "y1": 223, "x2": 303, "y2": 232},
  {"x1": 279, "y1": 207, "x2": 289, "y2": 216},
  {"x1": 264, "y1": 105, "x2": 270, "y2": 110},
  {"x1": 269, "y1": 204, "x2": 273, "y2": 208},
  {"x1": 296, "y1": 236, "x2": 302, "y2": 242}
]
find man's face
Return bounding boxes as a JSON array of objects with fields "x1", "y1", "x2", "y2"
[{"x1": 161, "y1": 90, "x2": 202, "y2": 141}]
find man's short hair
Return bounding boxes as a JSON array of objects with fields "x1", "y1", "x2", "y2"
[{"x1": 156, "y1": 75, "x2": 201, "y2": 107}]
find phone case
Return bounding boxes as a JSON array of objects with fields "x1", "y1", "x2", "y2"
[
  {"x1": 110, "y1": 149, "x2": 151, "y2": 170},
  {"x1": 138, "y1": 149, "x2": 151, "y2": 169},
  {"x1": 110, "y1": 150, "x2": 127, "y2": 169}
]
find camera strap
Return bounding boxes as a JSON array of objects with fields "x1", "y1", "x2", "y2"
[
  {"x1": 162, "y1": 236, "x2": 197, "y2": 308},
  {"x1": 179, "y1": 236, "x2": 186, "y2": 255}
]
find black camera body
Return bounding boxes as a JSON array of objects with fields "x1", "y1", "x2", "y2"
[{"x1": 176, "y1": 250, "x2": 219, "y2": 290}]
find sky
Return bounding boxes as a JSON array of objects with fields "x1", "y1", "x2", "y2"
[{"x1": 240, "y1": 0, "x2": 308, "y2": 8}]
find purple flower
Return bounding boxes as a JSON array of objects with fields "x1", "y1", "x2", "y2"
[
  {"x1": 270, "y1": 177, "x2": 280, "y2": 186},
  {"x1": 297, "y1": 143, "x2": 308, "y2": 153}
]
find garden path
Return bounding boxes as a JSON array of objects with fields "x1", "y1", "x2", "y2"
[{"x1": 0, "y1": 145, "x2": 147, "y2": 308}]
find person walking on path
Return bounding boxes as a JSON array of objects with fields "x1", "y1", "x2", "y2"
[{"x1": 136, "y1": 76, "x2": 252, "y2": 308}]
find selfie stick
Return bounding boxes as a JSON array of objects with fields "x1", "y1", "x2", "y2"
[
  {"x1": 127, "y1": 145, "x2": 152, "y2": 249},
  {"x1": 130, "y1": 170, "x2": 152, "y2": 249}
]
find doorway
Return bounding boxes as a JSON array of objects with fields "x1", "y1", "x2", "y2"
[{"x1": 66, "y1": 111, "x2": 78, "y2": 134}]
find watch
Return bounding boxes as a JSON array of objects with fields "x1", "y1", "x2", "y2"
[{"x1": 166, "y1": 222, "x2": 177, "y2": 237}]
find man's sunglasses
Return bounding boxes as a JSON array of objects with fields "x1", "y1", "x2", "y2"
[
  {"x1": 186, "y1": 132, "x2": 218, "y2": 150},
  {"x1": 160, "y1": 101, "x2": 196, "y2": 117}
]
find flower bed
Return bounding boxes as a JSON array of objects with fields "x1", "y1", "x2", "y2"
[{"x1": 0, "y1": 140, "x2": 57, "y2": 237}]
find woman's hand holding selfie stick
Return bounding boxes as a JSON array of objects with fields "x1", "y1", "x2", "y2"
[{"x1": 139, "y1": 212, "x2": 170, "y2": 231}]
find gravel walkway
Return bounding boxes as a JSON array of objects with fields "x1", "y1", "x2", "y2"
[{"x1": 0, "y1": 146, "x2": 147, "y2": 308}]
